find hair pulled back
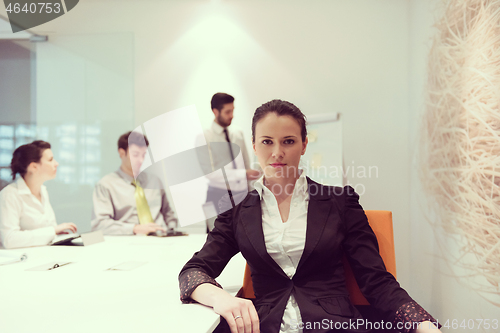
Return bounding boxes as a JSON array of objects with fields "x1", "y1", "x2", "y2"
[
  {"x1": 251, "y1": 99, "x2": 307, "y2": 143},
  {"x1": 10, "y1": 140, "x2": 51, "y2": 180}
]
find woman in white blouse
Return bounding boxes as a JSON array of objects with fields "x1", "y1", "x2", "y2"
[
  {"x1": 179, "y1": 100, "x2": 442, "y2": 333},
  {"x1": 0, "y1": 140, "x2": 77, "y2": 249}
]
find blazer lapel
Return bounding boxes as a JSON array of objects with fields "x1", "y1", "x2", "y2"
[
  {"x1": 296, "y1": 178, "x2": 332, "y2": 272},
  {"x1": 240, "y1": 192, "x2": 288, "y2": 277}
]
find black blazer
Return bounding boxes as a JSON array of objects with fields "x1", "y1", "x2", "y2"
[{"x1": 180, "y1": 178, "x2": 414, "y2": 333}]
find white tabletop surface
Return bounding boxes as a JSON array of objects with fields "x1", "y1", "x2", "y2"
[{"x1": 0, "y1": 234, "x2": 246, "y2": 333}]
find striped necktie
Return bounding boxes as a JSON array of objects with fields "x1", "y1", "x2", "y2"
[{"x1": 131, "y1": 179, "x2": 154, "y2": 224}]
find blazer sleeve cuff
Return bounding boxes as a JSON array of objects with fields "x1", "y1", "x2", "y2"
[
  {"x1": 179, "y1": 269, "x2": 223, "y2": 304},
  {"x1": 392, "y1": 300, "x2": 442, "y2": 332}
]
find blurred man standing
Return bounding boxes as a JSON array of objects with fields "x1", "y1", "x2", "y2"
[{"x1": 200, "y1": 93, "x2": 260, "y2": 230}]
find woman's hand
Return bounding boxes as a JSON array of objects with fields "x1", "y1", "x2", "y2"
[
  {"x1": 54, "y1": 223, "x2": 78, "y2": 234},
  {"x1": 212, "y1": 293, "x2": 260, "y2": 333},
  {"x1": 416, "y1": 320, "x2": 442, "y2": 332},
  {"x1": 191, "y1": 283, "x2": 260, "y2": 333}
]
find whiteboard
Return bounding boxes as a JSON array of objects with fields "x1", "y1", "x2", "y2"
[{"x1": 302, "y1": 113, "x2": 343, "y2": 186}]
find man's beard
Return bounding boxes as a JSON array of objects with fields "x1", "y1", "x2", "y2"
[{"x1": 217, "y1": 114, "x2": 231, "y2": 127}]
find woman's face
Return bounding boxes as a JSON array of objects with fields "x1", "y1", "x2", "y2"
[
  {"x1": 253, "y1": 113, "x2": 307, "y2": 180},
  {"x1": 33, "y1": 149, "x2": 59, "y2": 181}
]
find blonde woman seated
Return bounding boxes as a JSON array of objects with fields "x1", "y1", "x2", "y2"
[
  {"x1": 179, "y1": 100, "x2": 442, "y2": 333},
  {"x1": 0, "y1": 140, "x2": 77, "y2": 249}
]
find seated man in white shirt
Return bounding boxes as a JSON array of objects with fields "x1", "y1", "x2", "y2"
[
  {"x1": 0, "y1": 140, "x2": 77, "y2": 249},
  {"x1": 91, "y1": 131, "x2": 178, "y2": 235}
]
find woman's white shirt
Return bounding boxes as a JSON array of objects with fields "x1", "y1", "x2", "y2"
[
  {"x1": 0, "y1": 177, "x2": 56, "y2": 249},
  {"x1": 254, "y1": 170, "x2": 309, "y2": 333}
]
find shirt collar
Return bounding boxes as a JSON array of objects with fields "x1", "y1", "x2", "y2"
[
  {"x1": 14, "y1": 176, "x2": 33, "y2": 195},
  {"x1": 116, "y1": 167, "x2": 146, "y2": 184},
  {"x1": 211, "y1": 120, "x2": 227, "y2": 135},
  {"x1": 254, "y1": 169, "x2": 308, "y2": 200}
]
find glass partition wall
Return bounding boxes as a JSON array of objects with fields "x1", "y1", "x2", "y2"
[{"x1": 0, "y1": 33, "x2": 134, "y2": 233}]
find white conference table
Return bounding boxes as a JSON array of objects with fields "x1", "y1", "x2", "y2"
[{"x1": 0, "y1": 235, "x2": 246, "y2": 333}]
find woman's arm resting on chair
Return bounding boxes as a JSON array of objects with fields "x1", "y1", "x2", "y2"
[
  {"x1": 191, "y1": 283, "x2": 260, "y2": 333},
  {"x1": 340, "y1": 187, "x2": 442, "y2": 332}
]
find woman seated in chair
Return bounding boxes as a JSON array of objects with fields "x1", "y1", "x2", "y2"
[
  {"x1": 0, "y1": 140, "x2": 77, "y2": 249},
  {"x1": 179, "y1": 100, "x2": 442, "y2": 333}
]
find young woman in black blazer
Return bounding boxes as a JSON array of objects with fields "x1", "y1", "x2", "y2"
[{"x1": 179, "y1": 100, "x2": 442, "y2": 333}]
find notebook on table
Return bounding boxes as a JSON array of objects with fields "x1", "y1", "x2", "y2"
[
  {"x1": 0, "y1": 251, "x2": 27, "y2": 265},
  {"x1": 51, "y1": 233, "x2": 81, "y2": 246},
  {"x1": 51, "y1": 231, "x2": 105, "y2": 246}
]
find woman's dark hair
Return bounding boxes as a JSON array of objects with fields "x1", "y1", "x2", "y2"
[
  {"x1": 10, "y1": 140, "x2": 51, "y2": 180},
  {"x1": 252, "y1": 99, "x2": 307, "y2": 143}
]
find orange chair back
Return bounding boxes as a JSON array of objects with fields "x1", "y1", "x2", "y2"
[
  {"x1": 343, "y1": 210, "x2": 396, "y2": 305},
  {"x1": 237, "y1": 210, "x2": 396, "y2": 305}
]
